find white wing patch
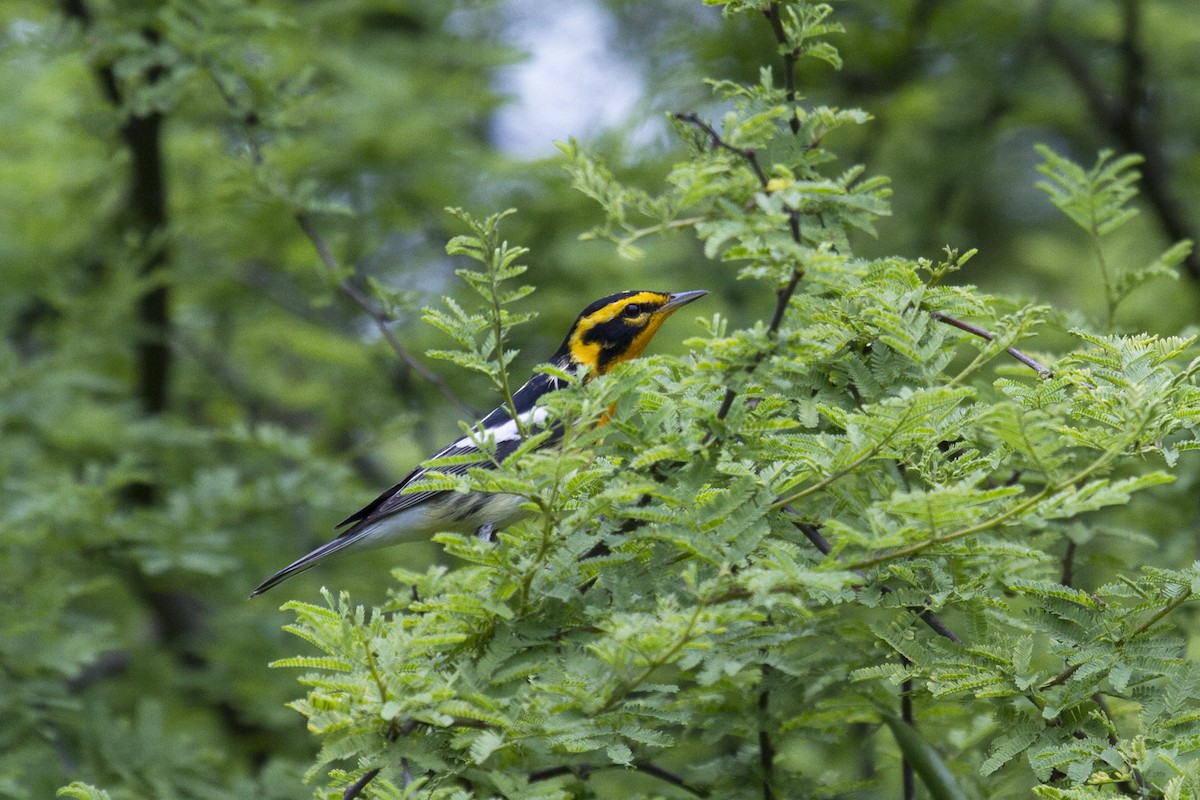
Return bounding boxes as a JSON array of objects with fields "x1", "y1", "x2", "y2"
[{"x1": 449, "y1": 406, "x2": 550, "y2": 450}]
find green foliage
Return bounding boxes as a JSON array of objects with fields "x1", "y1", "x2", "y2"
[
  {"x1": 1036, "y1": 145, "x2": 1194, "y2": 326},
  {"x1": 3, "y1": 0, "x2": 1199, "y2": 799},
  {"x1": 1036, "y1": 147, "x2": 1145, "y2": 239},
  {"x1": 425, "y1": 208, "x2": 538, "y2": 424},
  {"x1": 1, "y1": 1, "x2": 516, "y2": 798},
  {"x1": 58, "y1": 783, "x2": 113, "y2": 800},
  {"x1": 270, "y1": 3, "x2": 1200, "y2": 800}
]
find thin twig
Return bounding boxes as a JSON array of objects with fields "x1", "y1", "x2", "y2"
[
  {"x1": 672, "y1": 113, "x2": 805, "y2": 424},
  {"x1": 634, "y1": 762, "x2": 710, "y2": 797},
  {"x1": 528, "y1": 761, "x2": 710, "y2": 798},
  {"x1": 293, "y1": 213, "x2": 476, "y2": 416},
  {"x1": 527, "y1": 765, "x2": 584, "y2": 783},
  {"x1": 793, "y1": 518, "x2": 963, "y2": 645},
  {"x1": 673, "y1": 112, "x2": 769, "y2": 188},
  {"x1": 763, "y1": 2, "x2": 801, "y2": 134},
  {"x1": 929, "y1": 310, "x2": 1053, "y2": 378},
  {"x1": 204, "y1": 71, "x2": 475, "y2": 416}
]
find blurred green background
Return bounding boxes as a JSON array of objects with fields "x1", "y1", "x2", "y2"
[{"x1": 1, "y1": 0, "x2": 1197, "y2": 797}]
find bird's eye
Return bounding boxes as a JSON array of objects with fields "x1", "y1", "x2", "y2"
[{"x1": 623, "y1": 304, "x2": 642, "y2": 318}]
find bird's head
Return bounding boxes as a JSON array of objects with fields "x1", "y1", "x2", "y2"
[{"x1": 555, "y1": 289, "x2": 708, "y2": 378}]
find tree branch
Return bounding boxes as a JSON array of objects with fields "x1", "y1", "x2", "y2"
[
  {"x1": 205, "y1": 71, "x2": 475, "y2": 417},
  {"x1": 292, "y1": 213, "x2": 476, "y2": 416},
  {"x1": 900, "y1": 664, "x2": 915, "y2": 800},
  {"x1": 758, "y1": 664, "x2": 775, "y2": 800},
  {"x1": 929, "y1": 311, "x2": 1052, "y2": 378},
  {"x1": 63, "y1": 0, "x2": 173, "y2": 436},
  {"x1": 763, "y1": 3, "x2": 801, "y2": 134},
  {"x1": 672, "y1": 112, "x2": 769, "y2": 188},
  {"x1": 341, "y1": 768, "x2": 380, "y2": 800},
  {"x1": 528, "y1": 761, "x2": 710, "y2": 798},
  {"x1": 1060, "y1": 539, "x2": 1077, "y2": 587},
  {"x1": 672, "y1": 113, "x2": 806, "y2": 424},
  {"x1": 793, "y1": 518, "x2": 963, "y2": 645}
]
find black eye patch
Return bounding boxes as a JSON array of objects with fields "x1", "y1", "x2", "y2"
[{"x1": 623, "y1": 304, "x2": 642, "y2": 318}]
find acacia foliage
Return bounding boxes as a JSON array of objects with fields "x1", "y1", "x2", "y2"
[
  {"x1": 272, "y1": 3, "x2": 1200, "y2": 799},
  {"x1": 1, "y1": 1, "x2": 514, "y2": 798}
]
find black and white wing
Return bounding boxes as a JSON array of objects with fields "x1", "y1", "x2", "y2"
[
  {"x1": 336, "y1": 369, "x2": 565, "y2": 528},
  {"x1": 249, "y1": 369, "x2": 567, "y2": 596}
]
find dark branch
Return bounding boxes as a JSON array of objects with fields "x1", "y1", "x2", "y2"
[
  {"x1": 341, "y1": 768, "x2": 381, "y2": 800},
  {"x1": 712, "y1": 262, "x2": 803, "y2": 423},
  {"x1": 912, "y1": 606, "x2": 963, "y2": 644},
  {"x1": 63, "y1": 0, "x2": 173, "y2": 425},
  {"x1": 635, "y1": 762, "x2": 709, "y2": 797},
  {"x1": 714, "y1": 387, "x2": 739, "y2": 422},
  {"x1": 901, "y1": 665, "x2": 915, "y2": 800},
  {"x1": 770, "y1": 262, "x2": 803, "y2": 336},
  {"x1": 291, "y1": 214, "x2": 476, "y2": 417},
  {"x1": 58, "y1": 2, "x2": 208, "y2": 690},
  {"x1": 529, "y1": 761, "x2": 709, "y2": 798},
  {"x1": 1060, "y1": 540, "x2": 1077, "y2": 587},
  {"x1": 204, "y1": 70, "x2": 475, "y2": 416},
  {"x1": 763, "y1": 2, "x2": 800, "y2": 134},
  {"x1": 758, "y1": 666, "x2": 775, "y2": 800},
  {"x1": 673, "y1": 114, "x2": 804, "y2": 423},
  {"x1": 673, "y1": 112, "x2": 769, "y2": 188},
  {"x1": 929, "y1": 310, "x2": 1053, "y2": 378},
  {"x1": 527, "y1": 765, "x2": 580, "y2": 783},
  {"x1": 793, "y1": 518, "x2": 963, "y2": 645}
]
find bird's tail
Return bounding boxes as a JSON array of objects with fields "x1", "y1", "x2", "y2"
[{"x1": 249, "y1": 531, "x2": 363, "y2": 598}]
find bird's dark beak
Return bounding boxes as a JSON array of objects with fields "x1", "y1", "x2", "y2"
[{"x1": 662, "y1": 290, "x2": 708, "y2": 313}]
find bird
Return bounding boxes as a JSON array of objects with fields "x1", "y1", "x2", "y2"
[{"x1": 250, "y1": 289, "x2": 707, "y2": 596}]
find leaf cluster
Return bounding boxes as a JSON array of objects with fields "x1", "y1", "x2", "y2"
[
  {"x1": 274, "y1": 3, "x2": 1200, "y2": 799},
  {"x1": 1036, "y1": 145, "x2": 1194, "y2": 326},
  {"x1": 10, "y1": 0, "x2": 1200, "y2": 798},
  {"x1": 1, "y1": 1, "x2": 520, "y2": 798}
]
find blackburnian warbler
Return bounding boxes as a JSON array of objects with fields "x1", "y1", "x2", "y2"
[{"x1": 250, "y1": 289, "x2": 706, "y2": 596}]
